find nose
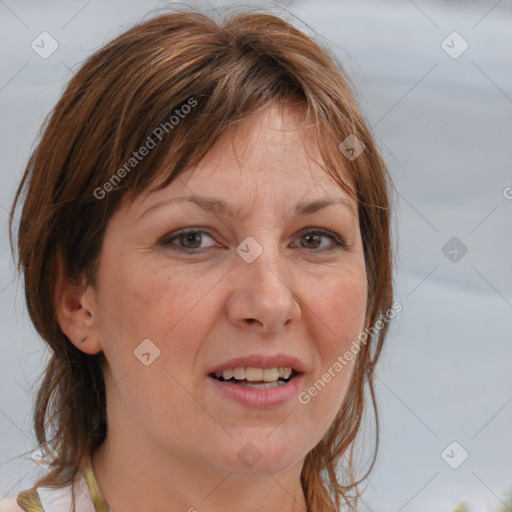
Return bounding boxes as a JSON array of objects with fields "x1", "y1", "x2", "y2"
[{"x1": 226, "y1": 246, "x2": 302, "y2": 334}]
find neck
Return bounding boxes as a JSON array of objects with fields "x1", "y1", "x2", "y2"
[{"x1": 91, "y1": 431, "x2": 308, "y2": 512}]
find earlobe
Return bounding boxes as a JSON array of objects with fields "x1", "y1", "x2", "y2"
[{"x1": 53, "y1": 253, "x2": 103, "y2": 355}]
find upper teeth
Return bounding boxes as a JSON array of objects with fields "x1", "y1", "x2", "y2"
[{"x1": 216, "y1": 367, "x2": 293, "y2": 382}]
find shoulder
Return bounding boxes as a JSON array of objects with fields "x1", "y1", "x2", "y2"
[
  {"x1": 1, "y1": 487, "x2": 43, "y2": 512},
  {"x1": 0, "y1": 497, "x2": 25, "y2": 512},
  {"x1": 0, "y1": 465, "x2": 93, "y2": 512}
]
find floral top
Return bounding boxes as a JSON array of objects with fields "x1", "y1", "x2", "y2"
[{"x1": 16, "y1": 457, "x2": 113, "y2": 512}]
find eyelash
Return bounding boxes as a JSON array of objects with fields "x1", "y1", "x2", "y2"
[{"x1": 161, "y1": 227, "x2": 346, "y2": 254}]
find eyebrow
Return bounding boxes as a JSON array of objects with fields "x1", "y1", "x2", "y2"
[{"x1": 137, "y1": 194, "x2": 356, "y2": 222}]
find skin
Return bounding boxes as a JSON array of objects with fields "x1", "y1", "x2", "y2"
[{"x1": 55, "y1": 102, "x2": 368, "y2": 512}]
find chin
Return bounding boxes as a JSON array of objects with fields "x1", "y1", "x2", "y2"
[{"x1": 209, "y1": 429, "x2": 309, "y2": 476}]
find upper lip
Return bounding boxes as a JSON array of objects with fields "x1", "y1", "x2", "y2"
[{"x1": 207, "y1": 354, "x2": 306, "y2": 376}]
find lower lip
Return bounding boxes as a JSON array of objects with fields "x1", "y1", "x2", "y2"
[{"x1": 208, "y1": 374, "x2": 305, "y2": 408}]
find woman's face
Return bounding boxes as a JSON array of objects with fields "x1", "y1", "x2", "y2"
[{"x1": 83, "y1": 103, "x2": 367, "y2": 476}]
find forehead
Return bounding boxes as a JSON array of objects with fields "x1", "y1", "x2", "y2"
[
  {"x1": 128, "y1": 102, "x2": 356, "y2": 216},
  {"x1": 189, "y1": 104, "x2": 322, "y2": 182}
]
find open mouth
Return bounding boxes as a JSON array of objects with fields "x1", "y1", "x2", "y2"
[{"x1": 209, "y1": 367, "x2": 300, "y2": 389}]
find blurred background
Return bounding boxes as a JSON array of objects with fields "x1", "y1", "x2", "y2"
[{"x1": 0, "y1": 1, "x2": 511, "y2": 510}]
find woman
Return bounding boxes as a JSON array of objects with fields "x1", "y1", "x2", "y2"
[{"x1": 2, "y1": 7, "x2": 393, "y2": 512}]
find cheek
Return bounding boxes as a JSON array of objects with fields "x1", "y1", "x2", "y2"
[
  {"x1": 299, "y1": 268, "x2": 366, "y2": 416},
  {"x1": 99, "y1": 257, "x2": 213, "y2": 333},
  {"x1": 96, "y1": 261, "x2": 224, "y2": 427},
  {"x1": 308, "y1": 268, "x2": 367, "y2": 350},
  {"x1": 112, "y1": 263, "x2": 224, "y2": 367}
]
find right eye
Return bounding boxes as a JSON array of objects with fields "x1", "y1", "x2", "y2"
[{"x1": 161, "y1": 228, "x2": 219, "y2": 252}]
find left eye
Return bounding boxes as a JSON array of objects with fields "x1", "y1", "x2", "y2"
[
  {"x1": 293, "y1": 230, "x2": 345, "y2": 251},
  {"x1": 162, "y1": 228, "x2": 345, "y2": 253}
]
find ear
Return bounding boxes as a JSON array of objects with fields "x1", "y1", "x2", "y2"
[{"x1": 53, "y1": 252, "x2": 103, "y2": 355}]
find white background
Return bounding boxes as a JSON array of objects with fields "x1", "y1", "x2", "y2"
[{"x1": 0, "y1": 1, "x2": 511, "y2": 511}]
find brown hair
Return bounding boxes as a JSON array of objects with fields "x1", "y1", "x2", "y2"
[{"x1": 9, "y1": 7, "x2": 393, "y2": 511}]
